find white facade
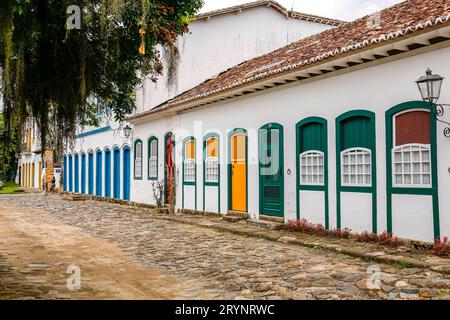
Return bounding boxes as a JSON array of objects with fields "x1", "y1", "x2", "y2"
[
  {"x1": 62, "y1": 2, "x2": 450, "y2": 243},
  {"x1": 122, "y1": 45, "x2": 450, "y2": 243}
]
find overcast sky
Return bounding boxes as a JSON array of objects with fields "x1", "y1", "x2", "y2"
[{"x1": 200, "y1": 0, "x2": 405, "y2": 21}]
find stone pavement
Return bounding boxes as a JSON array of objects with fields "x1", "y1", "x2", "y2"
[{"x1": 0, "y1": 194, "x2": 449, "y2": 300}]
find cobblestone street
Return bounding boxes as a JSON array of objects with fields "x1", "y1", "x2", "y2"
[{"x1": 0, "y1": 194, "x2": 449, "y2": 300}]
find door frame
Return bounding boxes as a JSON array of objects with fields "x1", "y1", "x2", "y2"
[
  {"x1": 95, "y1": 149, "x2": 103, "y2": 197},
  {"x1": 164, "y1": 132, "x2": 176, "y2": 205},
  {"x1": 122, "y1": 145, "x2": 131, "y2": 200},
  {"x1": 88, "y1": 151, "x2": 94, "y2": 195},
  {"x1": 227, "y1": 128, "x2": 248, "y2": 212},
  {"x1": 104, "y1": 149, "x2": 111, "y2": 198},
  {"x1": 258, "y1": 123, "x2": 284, "y2": 218},
  {"x1": 74, "y1": 153, "x2": 79, "y2": 193},
  {"x1": 81, "y1": 153, "x2": 86, "y2": 194},
  {"x1": 113, "y1": 147, "x2": 120, "y2": 199}
]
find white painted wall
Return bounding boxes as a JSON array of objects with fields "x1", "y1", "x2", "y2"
[
  {"x1": 123, "y1": 45, "x2": 450, "y2": 242},
  {"x1": 135, "y1": 6, "x2": 333, "y2": 114},
  {"x1": 299, "y1": 190, "x2": 325, "y2": 225}
]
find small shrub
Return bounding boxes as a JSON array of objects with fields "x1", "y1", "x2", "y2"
[
  {"x1": 378, "y1": 231, "x2": 400, "y2": 246},
  {"x1": 355, "y1": 231, "x2": 399, "y2": 247},
  {"x1": 329, "y1": 228, "x2": 351, "y2": 239},
  {"x1": 286, "y1": 219, "x2": 351, "y2": 239},
  {"x1": 434, "y1": 237, "x2": 450, "y2": 256},
  {"x1": 356, "y1": 231, "x2": 380, "y2": 243}
]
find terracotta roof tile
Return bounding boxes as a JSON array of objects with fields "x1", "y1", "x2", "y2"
[{"x1": 129, "y1": 0, "x2": 450, "y2": 121}]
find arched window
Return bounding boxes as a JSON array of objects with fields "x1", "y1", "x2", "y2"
[
  {"x1": 148, "y1": 137, "x2": 158, "y2": 180},
  {"x1": 338, "y1": 114, "x2": 374, "y2": 188},
  {"x1": 205, "y1": 136, "x2": 219, "y2": 183},
  {"x1": 392, "y1": 110, "x2": 431, "y2": 187},
  {"x1": 183, "y1": 138, "x2": 196, "y2": 183},
  {"x1": 134, "y1": 139, "x2": 143, "y2": 179}
]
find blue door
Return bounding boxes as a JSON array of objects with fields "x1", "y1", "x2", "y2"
[
  {"x1": 88, "y1": 153, "x2": 94, "y2": 195},
  {"x1": 81, "y1": 154, "x2": 86, "y2": 194},
  {"x1": 105, "y1": 150, "x2": 111, "y2": 198},
  {"x1": 96, "y1": 150, "x2": 102, "y2": 196},
  {"x1": 68, "y1": 155, "x2": 73, "y2": 192},
  {"x1": 74, "y1": 154, "x2": 79, "y2": 193},
  {"x1": 63, "y1": 155, "x2": 67, "y2": 191},
  {"x1": 123, "y1": 147, "x2": 131, "y2": 200},
  {"x1": 113, "y1": 148, "x2": 120, "y2": 199}
]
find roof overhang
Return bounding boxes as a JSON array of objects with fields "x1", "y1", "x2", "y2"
[{"x1": 129, "y1": 23, "x2": 450, "y2": 125}]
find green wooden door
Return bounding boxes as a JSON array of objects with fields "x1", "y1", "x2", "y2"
[{"x1": 259, "y1": 124, "x2": 284, "y2": 217}]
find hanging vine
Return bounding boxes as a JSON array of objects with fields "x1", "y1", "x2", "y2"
[{"x1": 0, "y1": 0, "x2": 203, "y2": 162}]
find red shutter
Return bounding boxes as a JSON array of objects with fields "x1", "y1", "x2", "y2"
[{"x1": 395, "y1": 111, "x2": 430, "y2": 146}]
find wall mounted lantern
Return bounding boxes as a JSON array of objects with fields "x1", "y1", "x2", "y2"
[
  {"x1": 416, "y1": 68, "x2": 450, "y2": 137},
  {"x1": 123, "y1": 125, "x2": 132, "y2": 139}
]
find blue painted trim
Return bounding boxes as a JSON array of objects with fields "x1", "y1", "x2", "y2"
[
  {"x1": 123, "y1": 146, "x2": 131, "y2": 201},
  {"x1": 76, "y1": 126, "x2": 111, "y2": 139}
]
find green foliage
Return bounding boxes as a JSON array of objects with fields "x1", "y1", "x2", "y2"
[
  {"x1": 0, "y1": 112, "x2": 20, "y2": 181},
  {"x1": 0, "y1": 0, "x2": 203, "y2": 153},
  {"x1": 0, "y1": 181, "x2": 25, "y2": 194}
]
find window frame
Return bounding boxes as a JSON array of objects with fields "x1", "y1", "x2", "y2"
[
  {"x1": 134, "y1": 139, "x2": 143, "y2": 180},
  {"x1": 204, "y1": 135, "x2": 220, "y2": 186},
  {"x1": 147, "y1": 136, "x2": 159, "y2": 180},
  {"x1": 385, "y1": 102, "x2": 439, "y2": 238},
  {"x1": 182, "y1": 137, "x2": 196, "y2": 186},
  {"x1": 392, "y1": 109, "x2": 432, "y2": 189}
]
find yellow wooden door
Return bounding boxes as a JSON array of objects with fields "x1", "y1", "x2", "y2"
[{"x1": 231, "y1": 134, "x2": 246, "y2": 212}]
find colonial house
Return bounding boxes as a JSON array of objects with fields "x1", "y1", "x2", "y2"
[
  {"x1": 17, "y1": 121, "x2": 61, "y2": 191},
  {"x1": 64, "y1": 0, "x2": 450, "y2": 243},
  {"x1": 17, "y1": 122, "x2": 43, "y2": 189}
]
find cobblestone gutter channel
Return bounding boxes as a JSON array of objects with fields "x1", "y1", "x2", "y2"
[{"x1": 1, "y1": 194, "x2": 450, "y2": 300}]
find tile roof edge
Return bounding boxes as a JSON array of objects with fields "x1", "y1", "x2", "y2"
[
  {"x1": 195, "y1": 0, "x2": 344, "y2": 26},
  {"x1": 128, "y1": 12, "x2": 450, "y2": 122}
]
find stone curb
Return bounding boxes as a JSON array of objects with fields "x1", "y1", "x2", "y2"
[{"x1": 158, "y1": 215, "x2": 450, "y2": 276}]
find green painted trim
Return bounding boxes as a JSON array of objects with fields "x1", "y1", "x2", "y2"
[
  {"x1": 203, "y1": 133, "x2": 221, "y2": 213},
  {"x1": 164, "y1": 132, "x2": 175, "y2": 205},
  {"x1": 182, "y1": 136, "x2": 197, "y2": 210},
  {"x1": 147, "y1": 136, "x2": 159, "y2": 181},
  {"x1": 336, "y1": 110, "x2": 377, "y2": 233},
  {"x1": 227, "y1": 128, "x2": 248, "y2": 212},
  {"x1": 133, "y1": 139, "x2": 143, "y2": 180},
  {"x1": 385, "y1": 100, "x2": 440, "y2": 239},
  {"x1": 296, "y1": 117, "x2": 329, "y2": 229},
  {"x1": 258, "y1": 123, "x2": 284, "y2": 218}
]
